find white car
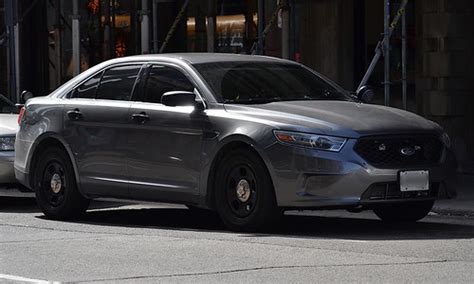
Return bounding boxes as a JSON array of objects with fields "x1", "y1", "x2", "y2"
[{"x1": 0, "y1": 94, "x2": 19, "y2": 185}]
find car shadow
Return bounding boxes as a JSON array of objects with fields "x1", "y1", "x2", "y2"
[
  {"x1": 72, "y1": 207, "x2": 474, "y2": 241},
  {"x1": 4, "y1": 197, "x2": 474, "y2": 240},
  {"x1": 0, "y1": 196, "x2": 132, "y2": 213}
]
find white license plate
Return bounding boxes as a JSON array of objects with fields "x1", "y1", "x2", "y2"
[{"x1": 399, "y1": 170, "x2": 429, "y2": 192}]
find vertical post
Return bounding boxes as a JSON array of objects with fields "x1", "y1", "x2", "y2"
[
  {"x1": 141, "y1": 0, "x2": 150, "y2": 54},
  {"x1": 384, "y1": 0, "x2": 390, "y2": 106},
  {"x1": 281, "y1": 0, "x2": 290, "y2": 59},
  {"x1": 72, "y1": 0, "x2": 80, "y2": 76},
  {"x1": 14, "y1": 18, "x2": 20, "y2": 101},
  {"x1": 207, "y1": 0, "x2": 216, "y2": 53},
  {"x1": 152, "y1": 0, "x2": 158, "y2": 53},
  {"x1": 195, "y1": 1, "x2": 207, "y2": 52},
  {"x1": 402, "y1": 6, "x2": 407, "y2": 110},
  {"x1": 103, "y1": 0, "x2": 111, "y2": 59},
  {"x1": 5, "y1": 0, "x2": 17, "y2": 102},
  {"x1": 54, "y1": 0, "x2": 62, "y2": 86},
  {"x1": 257, "y1": 0, "x2": 264, "y2": 55},
  {"x1": 111, "y1": 0, "x2": 116, "y2": 57}
]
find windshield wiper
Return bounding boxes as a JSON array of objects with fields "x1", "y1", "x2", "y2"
[{"x1": 223, "y1": 97, "x2": 282, "y2": 104}]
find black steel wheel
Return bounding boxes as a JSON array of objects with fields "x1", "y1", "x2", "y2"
[
  {"x1": 373, "y1": 200, "x2": 434, "y2": 223},
  {"x1": 214, "y1": 149, "x2": 281, "y2": 231},
  {"x1": 34, "y1": 148, "x2": 90, "y2": 220}
]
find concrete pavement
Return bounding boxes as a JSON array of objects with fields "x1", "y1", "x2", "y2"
[{"x1": 1, "y1": 197, "x2": 473, "y2": 283}]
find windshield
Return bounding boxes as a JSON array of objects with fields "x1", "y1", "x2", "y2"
[
  {"x1": 0, "y1": 94, "x2": 19, "y2": 114},
  {"x1": 194, "y1": 61, "x2": 353, "y2": 104}
]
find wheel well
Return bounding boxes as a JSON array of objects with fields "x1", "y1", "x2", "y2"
[
  {"x1": 206, "y1": 141, "x2": 270, "y2": 209},
  {"x1": 29, "y1": 137, "x2": 69, "y2": 187}
]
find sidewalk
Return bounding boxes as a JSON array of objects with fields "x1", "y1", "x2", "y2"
[{"x1": 432, "y1": 174, "x2": 474, "y2": 216}]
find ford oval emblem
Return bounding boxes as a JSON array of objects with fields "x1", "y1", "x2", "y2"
[{"x1": 400, "y1": 147, "x2": 416, "y2": 156}]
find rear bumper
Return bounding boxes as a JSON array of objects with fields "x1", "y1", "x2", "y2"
[
  {"x1": 0, "y1": 151, "x2": 16, "y2": 184},
  {"x1": 265, "y1": 140, "x2": 457, "y2": 209}
]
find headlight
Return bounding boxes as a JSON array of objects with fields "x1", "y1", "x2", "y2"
[
  {"x1": 274, "y1": 130, "x2": 347, "y2": 152},
  {"x1": 0, "y1": 136, "x2": 15, "y2": 151},
  {"x1": 440, "y1": 132, "x2": 451, "y2": 149}
]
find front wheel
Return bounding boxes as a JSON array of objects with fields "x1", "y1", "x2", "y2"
[
  {"x1": 214, "y1": 149, "x2": 281, "y2": 232},
  {"x1": 34, "y1": 148, "x2": 90, "y2": 220},
  {"x1": 373, "y1": 201, "x2": 434, "y2": 223}
]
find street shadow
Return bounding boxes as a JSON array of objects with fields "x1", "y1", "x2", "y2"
[
  {"x1": 66, "y1": 206, "x2": 474, "y2": 241},
  {"x1": 6, "y1": 196, "x2": 474, "y2": 240},
  {"x1": 0, "y1": 196, "x2": 131, "y2": 214},
  {"x1": 0, "y1": 196, "x2": 39, "y2": 213}
]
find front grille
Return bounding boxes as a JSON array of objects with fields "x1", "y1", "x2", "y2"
[
  {"x1": 361, "y1": 182, "x2": 439, "y2": 201},
  {"x1": 354, "y1": 135, "x2": 443, "y2": 168}
]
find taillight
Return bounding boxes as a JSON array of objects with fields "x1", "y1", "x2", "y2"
[{"x1": 18, "y1": 107, "x2": 25, "y2": 125}]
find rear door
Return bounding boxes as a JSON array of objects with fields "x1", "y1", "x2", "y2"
[
  {"x1": 126, "y1": 64, "x2": 206, "y2": 203},
  {"x1": 63, "y1": 64, "x2": 144, "y2": 197}
]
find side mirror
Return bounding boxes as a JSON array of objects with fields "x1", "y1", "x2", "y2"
[
  {"x1": 20, "y1": 90, "x2": 34, "y2": 104},
  {"x1": 356, "y1": 86, "x2": 374, "y2": 103},
  {"x1": 161, "y1": 91, "x2": 204, "y2": 110}
]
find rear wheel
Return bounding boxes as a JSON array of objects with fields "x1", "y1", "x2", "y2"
[
  {"x1": 373, "y1": 201, "x2": 434, "y2": 223},
  {"x1": 34, "y1": 148, "x2": 90, "y2": 220},
  {"x1": 214, "y1": 149, "x2": 281, "y2": 231}
]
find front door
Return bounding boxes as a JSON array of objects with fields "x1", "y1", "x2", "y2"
[
  {"x1": 63, "y1": 64, "x2": 143, "y2": 197},
  {"x1": 126, "y1": 64, "x2": 205, "y2": 203}
]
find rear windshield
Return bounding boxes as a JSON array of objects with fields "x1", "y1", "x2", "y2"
[{"x1": 193, "y1": 61, "x2": 352, "y2": 104}]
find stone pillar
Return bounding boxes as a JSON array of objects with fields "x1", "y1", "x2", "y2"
[{"x1": 417, "y1": 0, "x2": 474, "y2": 162}]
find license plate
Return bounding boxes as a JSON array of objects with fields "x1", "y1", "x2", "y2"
[{"x1": 399, "y1": 170, "x2": 429, "y2": 192}]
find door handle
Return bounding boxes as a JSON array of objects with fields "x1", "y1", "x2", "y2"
[
  {"x1": 67, "y1": 109, "x2": 82, "y2": 121},
  {"x1": 131, "y1": 112, "x2": 150, "y2": 123}
]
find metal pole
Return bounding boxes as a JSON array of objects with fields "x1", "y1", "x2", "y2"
[
  {"x1": 384, "y1": 0, "x2": 390, "y2": 106},
  {"x1": 159, "y1": 0, "x2": 189, "y2": 53},
  {"x1": 357, "y1": 0, "x2": 408, "y2": 93},
  {"x1": 281, "y1": 0, "x2": 290, "y2": 59},
  {"x1": 72, "y1": 0, "x2": 80, "y2": 76},
  {"x1": 5, "y1": 0, "x2": 17, "y2": 102},
  {"x1": 54, "y1": 0, "x2": 62, "y2": 86},
  {"x1": 141, "y1": 0, "x2": 150, "y2": 54},
  {"x1": 152, "y1": 0, "x2": 158, "y2": 53},
  {"x1": 111, "y1": 0, "x2": 116, "y2": 57},
  {"x1": 13, "y1": 0, "x2": 20, "y2": 102},
  {"x1": 103, "y1": 0, "x2": 111, "y2": 59},
  {"x1": 402, "y1": 6, "x2": 407, "y2": 110},
  {"x1": 257, "y1": 0, "x2": 264, "y2": 55},
  {"x1": 207, "y1": 0, "x2": 216, "y2": 53}
]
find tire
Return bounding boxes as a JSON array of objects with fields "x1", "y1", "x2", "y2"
[
  {"x1": 373, "y1": 201, "x2": 434, "y2": 223},
  {"x1": 33, "y1": 147, "x2": 90, "y2": 220},
  {"x1": 214, "y1": 149, "x2": 281, "y2": 231}
]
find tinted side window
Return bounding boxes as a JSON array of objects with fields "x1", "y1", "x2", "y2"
[
  {"x1": 144, "y1": 65, "x2": 194, "y2": 104},
  {"x1": 74, "y1": 72, "x2": 102, "y2": 99},
  {"x1": 96, "y1": 65, "x2": 142, "y2": 101}
]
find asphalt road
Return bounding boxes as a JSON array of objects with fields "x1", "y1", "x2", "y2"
[{"x1": 1, "y1": 197, "x2": 473, "y2": 283}]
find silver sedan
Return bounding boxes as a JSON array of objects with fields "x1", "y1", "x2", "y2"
[{"x1": 14, "y1": 54, "x2": 457, "y2": 231}]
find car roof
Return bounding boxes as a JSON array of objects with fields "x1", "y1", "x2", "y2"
[{"x1": 110, "y1": 53, "x2": 291, "y2": 65}]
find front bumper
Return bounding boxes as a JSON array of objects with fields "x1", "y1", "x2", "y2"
[
  {"x1": 0, "y1": 151, "x2": 16, "y2": 184},
  {"x1": 266, "y1": 139, "x2": 457, "y2": 209}
]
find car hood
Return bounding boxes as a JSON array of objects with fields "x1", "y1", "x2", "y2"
[
  {"x1": 223, "y1": 101, "x2": 441, "y2": 138},
  {"x1": 0, "y1": 113, "x2": 19, "y2": 136}
]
